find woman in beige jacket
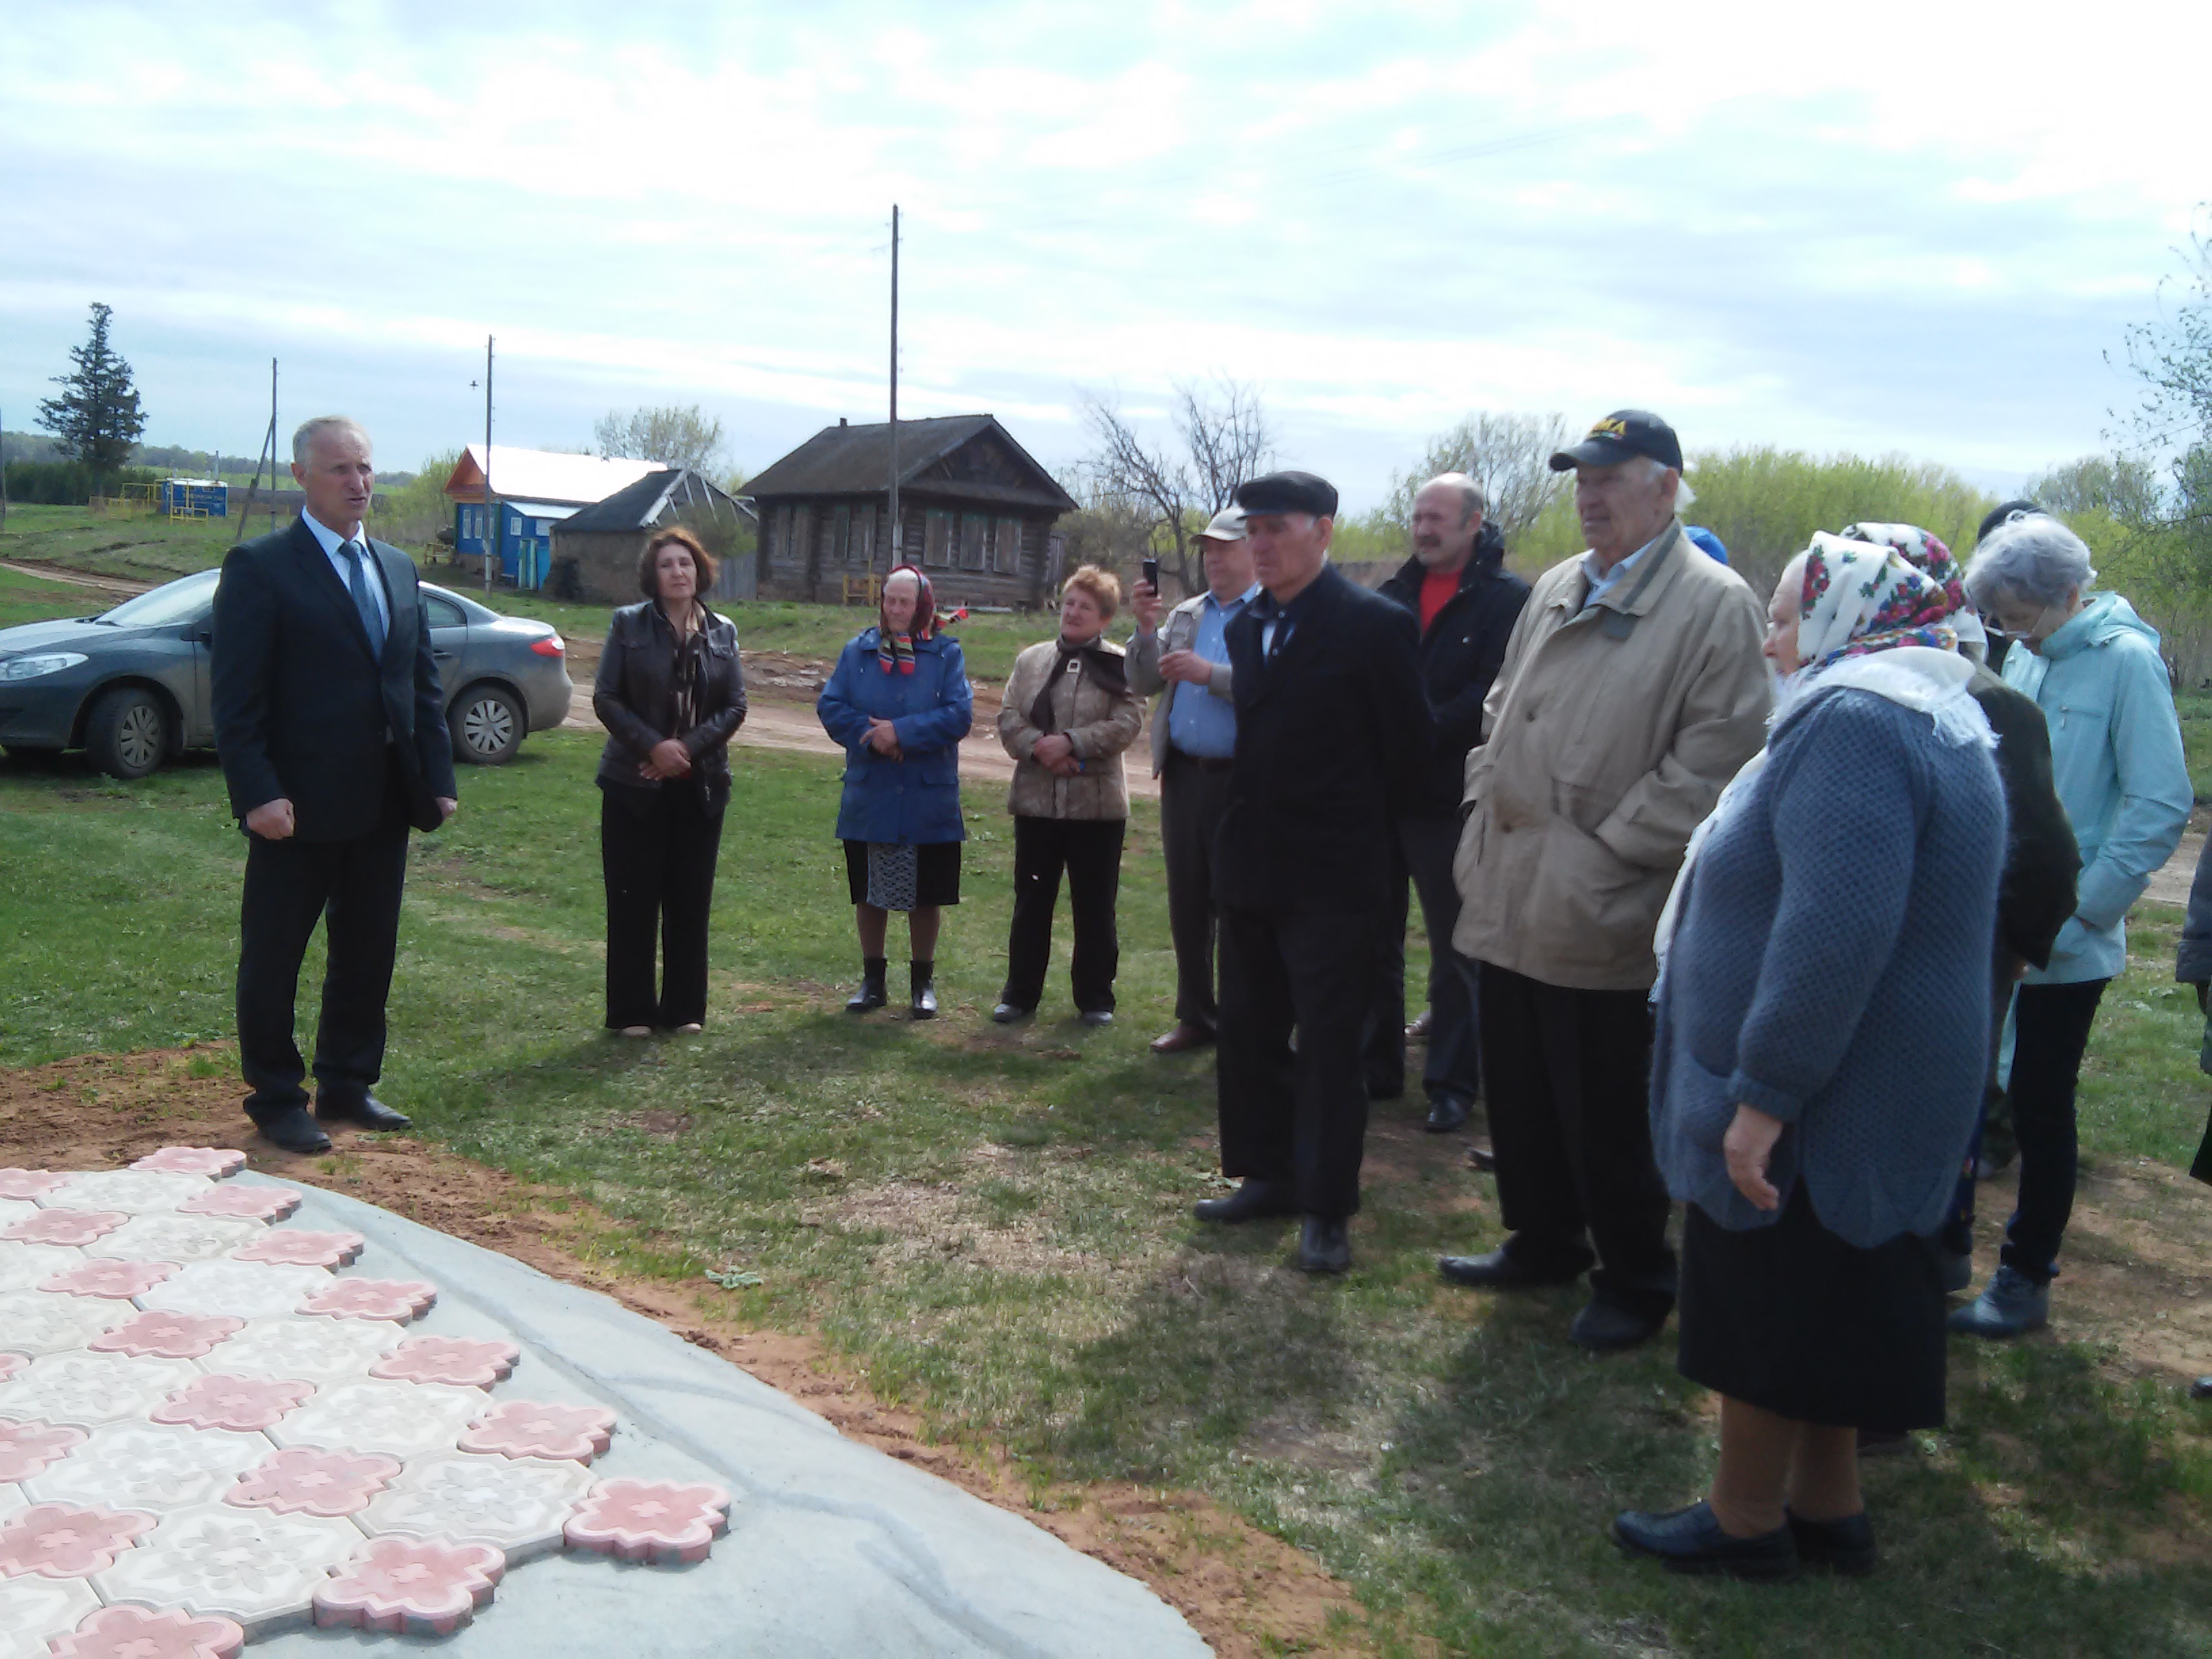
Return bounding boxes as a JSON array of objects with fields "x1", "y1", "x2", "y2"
[{"x1": 993, "y1": 565, "x2": 1145, "y2": 1024}]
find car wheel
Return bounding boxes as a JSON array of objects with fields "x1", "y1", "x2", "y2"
[
  {"x1": 85, "y1": 686, "x2": 169, "y2": 780},
  {"x1": 452, "y1": 682, "x2": 525, "y2": 765}
]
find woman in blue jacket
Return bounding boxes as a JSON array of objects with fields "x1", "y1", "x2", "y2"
[
  {"x1": 1952, "y1": 512, "x2": 2192, "y2": 1337},
  {"x1": 816, "y1": 567, "x2": 973, "y2": 1017}
]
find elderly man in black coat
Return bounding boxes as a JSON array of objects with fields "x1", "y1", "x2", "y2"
[
  {"x1": 212, "y1": 415, "x2": 458, "y2": 1155},
  {"x1": 1194, "y1": 470, "x2": 1433, "y2": 1273}
]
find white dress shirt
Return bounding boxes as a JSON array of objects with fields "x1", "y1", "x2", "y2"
[{"x1": 302, "y1": 508, "x2": 391, "y2": 638}]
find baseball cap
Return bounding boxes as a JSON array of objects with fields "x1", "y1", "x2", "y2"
[{"x1": 1548, "y1": 410, "x2": 1684, "y2": 474}]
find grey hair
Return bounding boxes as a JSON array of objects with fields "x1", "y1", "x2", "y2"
[
  {"x1": 292, "y1": 415, "x2": 371, "y2": 464},
  {"x1": 1623, "y1": 453, "x2": 1696, "y2": 510},
  {"x1": 1963, "y1": 517, "x2": 2096, "y2": 612},
  {"x1": 1420, "y1": 471, "x2": 1486, "y2": 525}
]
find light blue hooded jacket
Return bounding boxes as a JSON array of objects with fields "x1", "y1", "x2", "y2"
[{"x1": 2001, "y1": 590, "x2": 2192, "y2": 983}]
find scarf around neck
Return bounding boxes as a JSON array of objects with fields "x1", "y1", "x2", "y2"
[
  {"x1": 877, "y1": 565, "x2": 937, "y2": 674},
  {"x1": 1028, "y1": 636, "x2": 1127, "y2": 735}
]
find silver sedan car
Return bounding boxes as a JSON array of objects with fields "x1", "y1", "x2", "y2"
[{"x1": 0, "y1": 569, "x2": 573, "y2": 779}]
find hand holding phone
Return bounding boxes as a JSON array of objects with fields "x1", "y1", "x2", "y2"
[{"x1": 1142, "y1": 556, "x2": 1160, "y2": 592}]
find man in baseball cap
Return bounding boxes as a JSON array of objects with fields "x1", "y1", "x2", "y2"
[{"x1": 1547, "y1": 409, "x2": 1685, "y2": 474}]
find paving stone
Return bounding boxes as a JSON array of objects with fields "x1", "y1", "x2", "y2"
[
  {"x1": 0, "y1": 1199, "x2": 35, "y2": 1231},
  {"x1": 47, "y1": 1603, "x2": 247, "y2": 1659},
  {"x1": 0, "y1": 1482, "x2": 21, "y2": 1517},
  {"x1": 458, "y1": 1399, "x2": 615, "y2": 1463},
  {"x1": 0, "y1": 1351, "x2": 197, "y2": 1427},
  {"x1": 0, "y1": 1244, "x2": 85, "y2": 1294},
  {"x1": 42, "y1": 1258, "x2": 178, "y2": 1300},
  {"x1": 1, "y1": 1209, "x2": 125, "y2": 1247},
  {"x1": 230, "y1": 1229, "x2": 365, "y2": 1269},
  {"x1": 93, "y1": 1502, "x2": 364, "y2": 1637},
  {"x1": 86, "y1": 1214, "x2": 263, "y2": 1265},
  {"x1": 0, "y1": 1500, "x2": 157, "y2": 1577},
  {"x1": 0, "y1": 1292, "x2": 133, "y2": 1361},
  {"x1": 358, "y1": 1452, "x2": 594, "y2": 1563},
  {"x1": 0, "y1": 1420, "x2": 87, "y2": 1481},
  {"x1": 370, "y1": 1335, "x2": 518, "y2": 1389},
  {"x1": 88, "y1": 1309, "x2": 245, "y2": 1361},
  {"x1": 20, "y1": 1420, "x2": 270, "y2": 1511},
  {"x1": 0, "y1": 1357, "x2": 18, "y2": 1382},
  {"x1": 268, "y1": 1378, "x2": 484, "y2": 1459},
  {"x1": 199, "y1": 1316, "x2": 403, "y2": 1385},
  {"x1": 313, "y1": 1534, "x2": 505, "y2": 1637},
  {"x1": 0, "y1": 1172, "x2": 67, "y2": 1203},
  {"x1": 152, "y1": 1374, "x2": 316, "y2": 1435},
  {"x1": 0, "y1": 1573, "x2": 100, "y2": 1659},
  {"x1": 138, "y1": 1261, "x2": 332, "y2": 1322},
  {"x1": 225, "y1": 1446, "x2": 401, "y2": 1519},
  {"x1": 298, "y1": 1276, "x2": 437, "y2": 1323},
  {"x1": 44, "y1": 1171, "x2": 213, "y2": 1214},
  {"x1": 129, "y1": 1148, "x2": 249, "y2": 1179},
  {"x1": 178, "y1": 1185, "x2": 301, "y2": 1223},
  {"x1": 564, "y1": 1477, "x2": 731, "y2": 1565}
]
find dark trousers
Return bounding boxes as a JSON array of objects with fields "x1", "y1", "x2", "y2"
[
  {"x1": 1002, "y1": 815, "x2": 1125, "y2": 1013},
  {"x1": 1160, "y1": 752, "x2": 1233, "y2": 1030},
  {"x1": 237, "y1": 781, "x2": 410, "y2": 1119},
  {"x1": 601, "y1": 783, "x2": 724, "y2": 1029},
  {"x1": 1216, "y1": 905, "x2": 1380, "y2": 1218},
  {"x1": 1999, "y1": 977, "x2": 2109, "y2": 1284},
  {"x1": 1365, "y1": 813, "x2": 1481, "y2": 1104},
  {"x1": 1479, "y1": 962, "x2": 1676, "y2": 1316},
  {"x1": 1940, "y1": 949, "x2": 2023, "y2": 1255}
]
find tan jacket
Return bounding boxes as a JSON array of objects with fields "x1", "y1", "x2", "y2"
[
  {"x1": 997, "y1": 637, "x2": 1144, "y2": 819},
  {"x1": 1453, "y1": 521, "x2": 1771, "y2": 991},
  {"x1": 1126, "y1": 594, "x2": 1237, "y2": 776}
]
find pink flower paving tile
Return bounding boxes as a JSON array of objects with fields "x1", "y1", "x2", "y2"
[
  {"x1": 85, "y1": 1214, "x2": 262, "y2": 1265},
  {"x1": 0, "y1": 1574, "x2": 100, "y2": 1659},
  {"x1": 0, "y1": 1351, "x2": 197, "y2": 1427},
  {"x1": 47, "y1": 1603, "x2": 246, "y2": 1659},
  {"x1": 43, "y1": 1171, "x2": 213, "y2": 1214},
  {"x1": 92, "y1": 1502, "x2": 365, "y2": 1637},
  {"x1": 358, "y1": 1451, "x2": 595, "y2": 1562},
  {"x1": 199, "y1": 1316, "x2": 402, "y2": 1385},
  {"x1": 268, "y1": 1378, "x2": 485, "y2": 1459},
  {"x1": 297, "y1": 1276, "x2": 437, "y2": 1323},
  {"x1": 564, "y1": 1477, "x2": 732, "y2": 1565},
  {"x1": 230, "y1": 1229, "x2": 364, "y2": 1269},
  {"x1": 458, "y1": 1399, "x2": 616, "y2": 1463},
  {"x1": 370, "y1": 1334, "x2": 519, "y2": 1389},
  {"x1": 1, "y1": 1209, "x2": 124, "y2": 1248},
  {"x1": 41, "y1": 1258, "x2": 178, "y2": 1300},
  {"x1": 151, "y1": 1374, "x2": 314, "y2": 1434},
  {"x1": 0, "y1": 1355, "x2": 19, "y2": 1382},
  {"x1": 88, "y1": 1309, "x2": 243, "y2": 1361},
  {"x1": 0, "y1": 1290, "x2": 131, "y2": 1359},
  {"x1": 0, "y1": 1244, "x2": 84, "y2": 1294},
  {"x1": 178, "y1": 1185, "x2": 301, "y2": 1223},
  {"x1": 0, "y1": 1420, "x2": 88, "y2": 1481},
  {"x1": 225, "y1": 1446, "x2": 400, "y2": 1518},
  {"x1": 0, "y1": 1171, "x2": 66, "y2": 1203},
  {"x1": 313, "y1": 1534, "x2": 506, "y2": 1637},
  {"x1": 136, "y1": 1260, "x2": 332, "y2": 1322},
  {"x1": 0, "y1": 1500, "x2": 157, "y2": 1578},
  {"x1": 129, "y1": 1148, "x2": 248, "y2": 1179},
  {"x1": 20, "y1": 1422, "x2": 270, "y2": 1513}
]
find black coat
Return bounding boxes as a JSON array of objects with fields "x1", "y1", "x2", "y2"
[
  {"x1": 1216, "y1": 564, "x2": 1432, "y2": 914},
  {"x1": 592, "y1": 601, "x2": 748, "y2": 804},
  {"x1": 1374, "y1": 527, "x2": 1532, "y2": 815},
  {"x1": 212, "y1": 518, "x2": 457, "y2": 842},
  {"x1": 1969, "y1": 663, "x2": 2078, "y2": 971}
]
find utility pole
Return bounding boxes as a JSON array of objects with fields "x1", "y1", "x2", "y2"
[
  {"x1": 234, "y1": 359, "x2": 277, "y2": 546},
  {"x1": 886, "y1": 203, "x2": 899, "y2": 573},
  {"x1": 483, "y1": 334, "x2": 496, "y2": 596},
  {"x1": 1, "y1": 405, "x2": 9, "y2": 537}
]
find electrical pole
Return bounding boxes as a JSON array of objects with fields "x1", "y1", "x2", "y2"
[
  {"x1": 886, "y1": 203, "x2": 899, "y2": 574},
  {"x1": 483, "y1": 334, "x2": 496, "y2": 596},
  {"x1": 234, "y1": 359, "x2": 277, "y2": 546},
  {"x1": 1, "y1": 405, "x2": 9, "y2": 537}
]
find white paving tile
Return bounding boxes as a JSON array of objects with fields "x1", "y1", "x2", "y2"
[
  {"x1": 0, "y1": 1574, "x2": 100, "y2": 1659},
  {"x1": 84, "y1": 1212, "x2": 262, "y2": 1265},
  {"x1": 201, "y1": 1316, "x2": 404, "y2": 1385},
  {"x1": 137, "y1": 1258, "x2": 332, "y2": 1320},
  {"x1": 0, "y1": 1242, "x2": 82, "y2": 1293},
  {"x1": 268, "y1": 1378, "x2": 485, "y2": 1460},
  {"x1": 43, "y1": 1170, "x2": 213, "y2": 1214},
  {"x1": 359, "y1": 1450, "x2": 595, "y2": 1562},
  {"x1": 20, "y1": 1420, "x2": 271, "y2": 1511},
  {"x1": 0, "y1": 1199, "x2": 37, "y2": 1231},
  {"x1": 91, "y1": 1500, "x2": 365, "y2": 1637},
  {"x1": 0, "y1": 1351, "x2": 197, "y2": 1427},
  {"x1": 0, "y1": 1290, "x2": 131, "y2": 1358},
  {"x1": 0, "y1": 1480, "x2": 22, "y2": 1517}
]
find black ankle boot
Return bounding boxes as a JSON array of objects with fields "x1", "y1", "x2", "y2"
[
  {"x1": 909, "y1": 960, "x2": 937, "y2": 1019},
  {"x1": 846, "y1": 958, "x2": 888, "y2": 1013}
]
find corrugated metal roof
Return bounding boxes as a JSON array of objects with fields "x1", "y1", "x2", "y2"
[
  {"x1": 743, "y1": 414, "x2": 1076, "y2": 512},
  {"x1": 504, "y1": 501, "x2": 581, "y2": 520},
  {"x1": 444, "y1": 446, "x2": 661, "y2": 507},
  {"x1": 554, "y1": 468, "x2": 756, "y2": 535}
]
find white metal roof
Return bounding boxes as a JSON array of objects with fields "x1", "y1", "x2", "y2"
[
  {"x1": 449, "y1": 446, "x2": 661, "y2": 507},
  {"x1": 502, "y1": 501, "x2": 581, "y2": 521}
]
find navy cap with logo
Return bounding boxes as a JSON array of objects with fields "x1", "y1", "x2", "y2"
[
  {"x1": 1547, "y1": 409, "x2": 1683, "y2": 474},
  {"x1": 1234, "y1": 470, "x2": 1338, "y2": 518}
]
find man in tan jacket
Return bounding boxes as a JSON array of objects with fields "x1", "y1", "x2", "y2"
[{"x1": 1441, "y1": 411, "x2": 1771, "y2": 1352}]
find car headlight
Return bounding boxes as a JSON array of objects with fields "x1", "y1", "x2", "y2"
[{"x1": 0, "y1": 653, "x2": 87, "y2": 681}]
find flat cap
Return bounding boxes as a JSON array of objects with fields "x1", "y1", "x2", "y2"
[
  {"x1": 1977, "y1": 499, "x2": 2047, "y2": 544},
  {"x1": 1548, "y1": 409, "x2": 1683, "y2": 474},
  {"x1": 1233, "y1": 470, "x2": 1338, "y2": 518},
  {"x1": 1195, "y1": 507, "x2": 1248, "y2": 542}
]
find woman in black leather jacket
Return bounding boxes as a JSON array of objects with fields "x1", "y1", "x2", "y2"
[{"x1": 591, "y1": 527, "x2": 747, "y2": 1036}]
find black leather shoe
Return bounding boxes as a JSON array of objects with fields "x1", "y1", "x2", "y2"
[
  {"x1": 1193, "y1": 1179, "x2": 1298, "y2": 1223},
  {"x1": 252, "y1": 1106, "x2": 331, "y2": 1155},
  {"x1": 1786, "y1": 1509, "x2": 1877, "y2": 1575},
  {"x1": 1437, "y1": 1248, "x2": 1582, "y2": 1291},
  {"x1": 1296, "y1": 1215, "x2": 1351, "y2": 1274},
  {"x1": 909, "y1": 970, "x2": 937, "y2": 1020},
  {"x1": 1078, "y1": 1009, "x2": 1114, "y2": 1027},
  {"x1": 316, "y1": 1093, "x2": 411, "y2": 1131},
  {"x1": 846, "y1": 975, "x2": 888, "y2": 1014},
  {"x1": 2192, "y1": 1376, "x2": 2211, "y2": 1401},
  {"x1": 1570, "y1": 1296, "x2": 1668, "y2": 1352},
  {"x1": 1614, "y1": 1501, "x2": 1799, "y2": 1580},
  {"x1": 1424, "y1": 1094, "x2": 1471, "y2": 1133},
  {"x1": 990, "y1": 1002, "x2": 1030, "y2": 1024}
]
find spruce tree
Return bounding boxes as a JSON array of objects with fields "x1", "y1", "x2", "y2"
[{"x1": 37, "y1": 302, "x2": 146, "y2": 476}]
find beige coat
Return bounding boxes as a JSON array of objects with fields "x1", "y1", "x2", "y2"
[
  {"x1": 997, "y1": 636, "x2": 1144, "y2": 819},
  {"x1": 1125, "y1": 594, "x2": 1237, "y2": 776},
  {"x1": 1453, "y1": 521, "x2": 1771, "y2": 991}
]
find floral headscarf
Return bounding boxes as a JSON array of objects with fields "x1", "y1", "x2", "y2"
[
  {"x1": 1837, "y1": 521, "x2": 1986, "y2": 657},
  {"x1": 1795, "y1": 532, "x2": 1960, "y2": 671},
  {"x1": 876, "y1": 565, "x2": 937, "y2": 674}
]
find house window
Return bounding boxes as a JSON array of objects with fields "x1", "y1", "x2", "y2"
[
  {"x1": 993, "y1": 518, "x2": 1021, "y2": 574},
  {"x1": 775, "y1": 505, "x2": 794, "y2": 567},
  {"x1": 832, "y1": 504, "x2": 852, "y2": 563},
  {"x1": 924, "y1": 509, "x2": 954, "y2": 568},
  {"x1": 852, "y1": 510, "x2": 874, "y2": 568},
  {"x1": 960, "y1": 513, "x2": 988, "y2": 571}
]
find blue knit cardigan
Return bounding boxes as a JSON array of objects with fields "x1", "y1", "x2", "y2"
[{"x1": 1650, "y1": 687, "x2": 2005, "y2": 1246}]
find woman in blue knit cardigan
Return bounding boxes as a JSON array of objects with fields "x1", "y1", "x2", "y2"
[{"x1": 1614, "y1": 537, "x2": 2005, "y2": 1581}]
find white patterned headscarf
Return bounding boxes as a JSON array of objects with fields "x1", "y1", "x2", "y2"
[
  {"x1": 1839, "y1": 521, "x2": 1987, "y2": 657},
  {"x1": 1794, "y1": 533, "x2": 1961, "y2": 670}
]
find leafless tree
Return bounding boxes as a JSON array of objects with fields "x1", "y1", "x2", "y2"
[
  {"x1": 1383, "y1": 411, "x2": 1572, "y2": 540},
  {"x1": 1079, "y1": 378, "x2": 1274, "y2": 594},
  {"x1": 593, "y1": 405, "x2": 728, "y2": 473}
]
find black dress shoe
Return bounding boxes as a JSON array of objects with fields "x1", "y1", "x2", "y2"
[
  {"x1": 1786, "y1": 1509, "x2": 1877, "y2": 1575},
  {"x1": 1193, "y1": 1179, "x2": 1298, "y2": 1223},
  {"x1": 2192, "y1": 1376, "x2": 2212, "y2": 1401},
  {"x1": 909, "y1": 970, "x2": 937, "y2": 1019},
  {"x1": 1570, "y1": 1296, "x2": 1669, "y2": 1353},
  {"x1": 1436, "y1": 1248, "x2": 1582, "y2": 1290},
  {"x1": 1424, "y1": 1094, "x2": 1471, "y2": 1133},
  {"x1": 1614, "y1": 1501, "x2": 1799, "y2": 1580},
  {"x1": 316, "y1": 1093, "x2": 411, "y2": 1131},
  {"x1": 990, "y1": 1002, "x2": 1030, "y2": 1024},
  {"x1": 1078, "y1": 1008, "x2": 1114, "y2": 1027},
  {"x1": 1296, "y1": 1215, "x2": 1351, "y2": 1274},
  {"x1": 252, "y1": 1106, "x2": 331, "y2": 1155}
]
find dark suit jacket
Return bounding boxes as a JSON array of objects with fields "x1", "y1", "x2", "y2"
[
  {"x1": 1216, "y1": 563, "x2": 1433, "y2": 914},
  {"x1": 213, "y1": 517, "x2": 457, "y2": 842}
]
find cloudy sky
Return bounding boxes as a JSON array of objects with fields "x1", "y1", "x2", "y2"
[{"x1": 4, "y1": 1, "x2": 2207, "y2": 507}]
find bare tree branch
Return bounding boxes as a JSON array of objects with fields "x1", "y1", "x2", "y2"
[
  {"x1": 1385, "y1": 411, "x2": 1572, "y2": 540},
  {"x1": 1078, "y1": 379, "x2": 1274, "y2": 594}
]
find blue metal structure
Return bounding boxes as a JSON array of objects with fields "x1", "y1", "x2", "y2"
[
  {"x1": 158, "y1": 480, "x2": 229, "y2": 518},
  {"x1": 453, "y1": 499, "x2": 575, "y2": 589}
]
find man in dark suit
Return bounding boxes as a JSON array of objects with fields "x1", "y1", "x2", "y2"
[
  {"x1": 213, "y1": 415, "x2": 458, "y2": 1154},
  {"x1": 1194, "y1": 470, "x2": 1432, "y2": 1273}
]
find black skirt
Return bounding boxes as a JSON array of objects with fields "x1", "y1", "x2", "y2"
[
  {"x1": 1678, "y1": 1185, "x2": 1947, "y2": 1432},
  {"x1": 842, "y1": 839, "x2": 962, "y2": 908}
]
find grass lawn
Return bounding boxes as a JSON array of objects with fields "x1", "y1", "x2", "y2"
[
  {"x1": 3, "y1": 732, "x2": 2208, "y2": 1656},
  {"x1": 0, "y1": 563, "x2": 106, "y2": 629}
]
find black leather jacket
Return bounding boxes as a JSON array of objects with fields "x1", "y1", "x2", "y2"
[{"x1": 592, "y1": 601, "x2": 747, "y2": 803}]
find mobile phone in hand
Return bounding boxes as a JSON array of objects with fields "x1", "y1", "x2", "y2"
[{"x1": 1142, "y1": 556, "x2": 1160, "y2": 591}]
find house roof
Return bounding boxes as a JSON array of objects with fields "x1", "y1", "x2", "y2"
[
  {"x1": 743, "y1": 415, "x2": 1076, "y2": 512},
  {"x1": 504, "y1": 501, "x2": 581, "y2": 522},
  {"x1": 444, "y1": 446, "x2": 662, "y2": 508},
  {"x1": 554, "y1": 468, "x2": 757, "y2": 535}
]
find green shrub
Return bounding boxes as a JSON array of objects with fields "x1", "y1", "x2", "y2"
[{"x1": 2, "y1": 461, "x2": 158, "y2": 506}]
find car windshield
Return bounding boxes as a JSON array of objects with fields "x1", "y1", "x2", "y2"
[{"x1": 97, "y1": 570, "x2": 220, "y2": 628}]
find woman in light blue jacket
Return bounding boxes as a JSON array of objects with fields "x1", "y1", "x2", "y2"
[{"x1": 1954, "y1": 512, "x2": 2192, "y2": 1337}]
